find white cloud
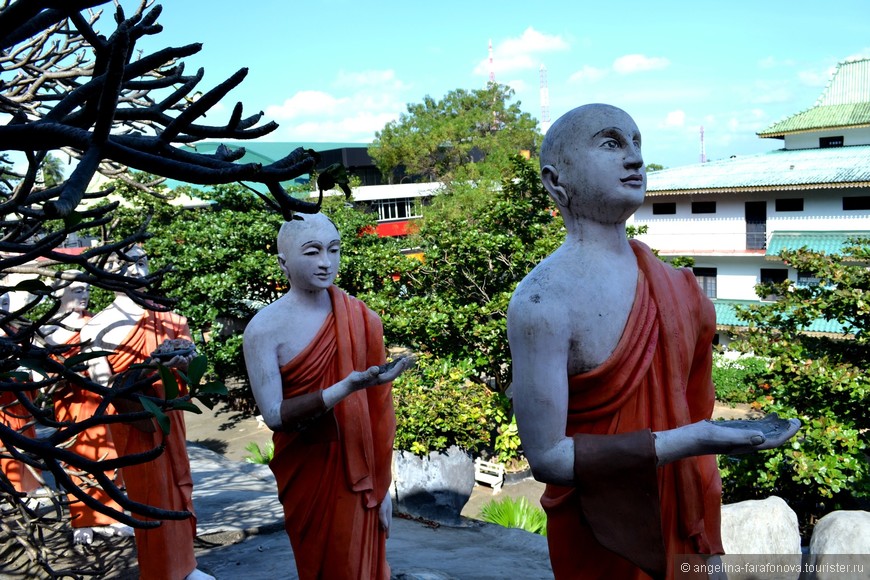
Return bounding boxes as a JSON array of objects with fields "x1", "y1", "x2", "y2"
[
  {"x1": 663, "y1": 110, "x2": 686, "y2": 128},
  {"x1": 288, "y1": 111, "x2": 400, "y2": 141},
  {"x1": 265, "y1": 91, "x2": 347, "y2": 120},
  {"x1": 333, "y1": 69, "x2": 408, "y2": 92},
  {"x1": 613, "y1": 54, "x2": 670, "y2": 75},
  {"x1": 568, "y1": 65, "x2": 607, "y2": 84},
  {"x1": 474, "y1": 27, "x2": 568, "y2": 77}
]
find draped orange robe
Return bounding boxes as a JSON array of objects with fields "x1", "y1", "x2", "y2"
[
  {"x1": 270, "y1": 286, "x2": 395, "y2": 580},
  {"x1": 107, "y1": 309, "x2": 197, "y2": 580},
  {"x1": 1, "y1": 390, "x2": 39, "y2": 494},
  {"x1": 543, "y1": 240, "x2": 723, "y2": 580},
  {"x1": 53, "y1": 316, "x2": 126, "y2": 528}
]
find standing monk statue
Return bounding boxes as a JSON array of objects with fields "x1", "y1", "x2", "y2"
[
  {"x1": 79, "y1": 247, "x2": 213, "y2": 580},
  {"x1": 507, "y1": 104, "x2": 800, "y2": 580},
  {"x1": 244, "y1": 212, "x2": 411, "y2": 580},
  {"x1": 43, "y1": 274, "x2": 133, "y2": 544}
]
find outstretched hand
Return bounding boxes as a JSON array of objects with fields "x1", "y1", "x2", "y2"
[
  {"x1": 655, "y1": 414, "x2": 801, "y2": 466},
  {"x1": 346, "y1": 355, "x2": 416, "y2": 392}
]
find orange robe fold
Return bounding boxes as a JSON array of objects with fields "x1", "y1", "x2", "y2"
[
  {"x1": 107, "y1": 309, "x2": 197, "y2": 580},
  {"x1": 269, "y1": 285, "x2": 395, "y2": 580},
  {"x1": 543, "y1": 240, "x2": 724, "y2": 580},
  {"x1": 53, "y1": 318, "x2": 126, "y2": 528},
  {"x1": 1, "y1": 389, "x2": 39, "y2": 494}
]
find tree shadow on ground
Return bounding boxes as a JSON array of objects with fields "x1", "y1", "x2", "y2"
[{"x1": 192, "y1": 438, "x2": 228, "y2": 455}]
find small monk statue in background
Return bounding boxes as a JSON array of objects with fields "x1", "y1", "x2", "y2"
[
  {"x1": 43, "y1": 273, "x2": 133, "y2": 544},
  {"x1": 244, "y1": 212, "x2": 412, "y2": 580},
  {"x1": 80, "y1": 247, "x2": 213, "y2": 580},
  {"x1": 507, "y1": 104, "x2": 800, "y2": 580}
]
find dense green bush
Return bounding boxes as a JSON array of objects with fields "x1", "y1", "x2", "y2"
[
  {"x1": 721, "y1": 240, "x2": 869, "y2": 533},
  {"x1": 392, "y1": 352, "x2": 503, "y2": 456},
  {"x1": 711, "y1": 353, "x2": 768, "y2": 405}
]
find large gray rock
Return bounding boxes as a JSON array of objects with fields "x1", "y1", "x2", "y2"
[
  {"x1": 719, "y1": 496, "x2": 802, "y2": 580},
  {"x1": 807, "y1": 510, "x2": 870, "y2": 580},
  {"x1": 392, "y1": 446, "x2": 475, "y2": 526}
]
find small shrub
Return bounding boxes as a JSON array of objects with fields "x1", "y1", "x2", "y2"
[
  {"x1": 493, "y1": 415, "x2": 523, "y2": 465},
  {"x1": 712, "y1": 353, "x2": 768, "y2": 405},
  {"x1": 392, "y1": 352, "x2": 501, "y2": 457},
  {"x1": 244, "y1": 440, "x2": 274, "y2": 465},
  {"x1": 480, "y1": 496, "x2": 547, "y2": 536}
]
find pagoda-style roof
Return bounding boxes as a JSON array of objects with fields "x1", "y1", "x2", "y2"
[
  {"x1": 646, "y1": 144, "x2": 870, "y2": 195},
  {"x1": 758, "y1": 58, "x2": 870, "y2": 138}
]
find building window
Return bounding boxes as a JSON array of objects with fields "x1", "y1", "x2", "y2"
[
  {"x1": 775, "y1": 198, "x2": 803, "y2": 212},
  {"x1": 691, "y1": 201, "x2": 716, "y2": 214},
  {"x1": 820, "y1": 136, "x2": 844, "y2": 148},
  {"x1": 374, "y1": 197, "x2": 422, "y2": 221},
  {"x1": 693, "y1": 267, "x2": 717, "y2": 299},
  {"x1": 652, "y1": 202, "x2": 676, "y2": 215},
  {"x1": 843, "y1": 196, "x2": 870, "y2": 211},
  {"x1": 760, "y1": 268, "x2": 788, "y2": 301},
  {"x1": 797, "y1": 270, "x2": 820, "y2": 286}
]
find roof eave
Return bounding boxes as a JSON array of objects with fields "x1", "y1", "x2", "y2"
[{"x1": 647, "y1": 181, "x2": 870, "y2": 196}]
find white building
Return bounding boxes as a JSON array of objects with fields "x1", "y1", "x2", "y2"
[{"x1": 634, "y1": 57, "x2": 870, "y2": 344}]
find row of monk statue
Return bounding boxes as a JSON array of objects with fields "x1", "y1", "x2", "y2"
[
  {"x1": 1, "y1": 246, "x2": 213, "y2": 580},
  {"x1": 2, "y1": 104, "x2": 800, "y2": 580}
]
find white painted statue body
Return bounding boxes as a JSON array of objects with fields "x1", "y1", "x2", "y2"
[
  {"x1": 508, "y1": 104, "x2": 800, "y2": 486},
  {"x1": 507, "y1": 104, "x2": 800, "y2": 578},
  {"x1": 244, "y1": 212, "x2": 412, "y2": 537}
]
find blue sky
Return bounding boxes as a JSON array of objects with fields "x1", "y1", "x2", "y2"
[{"x1": 125, "y1": 1, "x2": 870, "y2": 169}]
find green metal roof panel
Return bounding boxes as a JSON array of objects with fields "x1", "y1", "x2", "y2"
[
  {"x1": 646, "y1": 145, "x2": 870, "y2": 193},
  {"x1": 713, "y1": 299, "x2": 847, "y2": 335},
  {"x1": 758, "y1": 103, "x2": 870, "y2": 137},
  {"x1": 758, "y1": 58, "x2": 870, "y2": 137},
  {"x1": 766, "y1": 231, "x2": 870, "y2": 256}
]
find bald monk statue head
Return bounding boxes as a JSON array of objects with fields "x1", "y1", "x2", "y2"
[
  {"x1": 244, "y1": 212, "x2": 412, "y2": 579},
  {"x1": 508, "y1": 103, "x2": 800, "y2": 579}
]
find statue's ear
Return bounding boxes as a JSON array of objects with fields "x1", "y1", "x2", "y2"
[
  {"x1": 277, "y1": 253, "x2": 290, "y2": 278},
  {"x1": 541, "y1": 165, "x2": 569, "y2": 209}
]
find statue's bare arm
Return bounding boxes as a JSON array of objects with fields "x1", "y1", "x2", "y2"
[
  {"x1": 508, "y1": 292, "x2": 801, "y2": 487},
  {"x1": 243, "y1": 312, "x2": 413, "y2": 432},
  {"x1": 508, "y1": 297, "x2": 576, "y2": 487}
]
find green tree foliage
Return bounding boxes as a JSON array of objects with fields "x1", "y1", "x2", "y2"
[
  {"x1": 722, "y1": 238, "x2": 869, "y2": 529},
  {"x1": 392, "y1": 352, "x2": 503, "y2": 456},
  {"x1": 369, "y1": 83, "x2": 540, "y2": 183},
  {"x1": 370, "y1": 155, "x2": 561, "y2": 395}
]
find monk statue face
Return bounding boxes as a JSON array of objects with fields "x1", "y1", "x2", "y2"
[
  {"x1": 540, "y1": 103, "x2": 646, "y2": 224},
  {"x1": 276, "y1": 213, "x2": 341, "y2": 292},
  {"x1": 58, "y1": 280, "x2": 89, "y2": 315},
  {"x1": 118, "y1": 246, "x2": 149, "y2": 281}
]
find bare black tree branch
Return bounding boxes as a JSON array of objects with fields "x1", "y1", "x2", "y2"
[{"x1": 0, "y1": 1, "x2": 323, "y2": 574}]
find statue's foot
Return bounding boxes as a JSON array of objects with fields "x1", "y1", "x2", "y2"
[
  {"x1": 73, "y1": 528, "x2": 94, "y2": 545},
  {"x1": 92, "y1": 523, "x2": 135, "y2": 537},
  {"x1": 184, "y1": 569, "x2": 215, "y2": 580}
]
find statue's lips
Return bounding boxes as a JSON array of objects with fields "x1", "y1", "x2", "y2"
[{"x1": 621, "y1": 175, "x2": 643, "y2": 183}]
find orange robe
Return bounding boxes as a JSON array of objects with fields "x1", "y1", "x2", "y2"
[
  {"x1": 1, "y1": 390, "x2": 39, "y2": 494},
  {"x1": 542, "y1": 240, "x2": 723, "y2": 580},
  {"x1": 107, "y1": 309, "x2": 197, "y2": 580},
  {"x1": 53, "y1": 318, "x2": 126, "y2": 528},
  {"x1": 269, "y1": 286, "x2": 395, "y2": 580}
]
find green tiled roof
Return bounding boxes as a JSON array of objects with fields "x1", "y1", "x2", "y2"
[
  {"x1": 766, "y1": 231, "x2": 870, "y2": 256},
  {"x1": 713, "y1": 299, "x2": 847, "y2": 335},
  {"x1": 646, "y1": 145, "x2": 870, "y2": 194},
  {"x1": 758, "y1": 58, "x2": 870, "y2": 137}
]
